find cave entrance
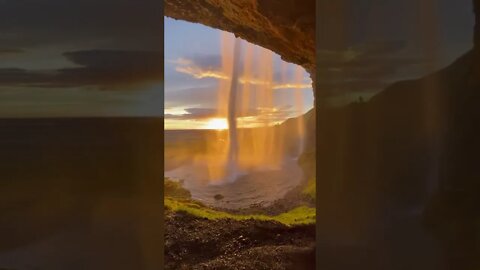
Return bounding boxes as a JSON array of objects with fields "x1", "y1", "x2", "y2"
[{"x1": 164, "y1": 17, "x2": 314, "y2": 208}]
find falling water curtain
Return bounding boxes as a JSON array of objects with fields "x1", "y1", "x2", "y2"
[{"x1": 316, "y1": 0, "x2": 479, "y2": 269}]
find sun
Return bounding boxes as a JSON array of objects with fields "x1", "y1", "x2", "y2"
[{"x1": 205, "y1": 118, "x2": 228, "y2": 130}]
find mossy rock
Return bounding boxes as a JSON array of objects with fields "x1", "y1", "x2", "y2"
[{"x1": 164, "y1": 178, "x2": 191, "y2": 199}]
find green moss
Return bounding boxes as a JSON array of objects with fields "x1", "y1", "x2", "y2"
[
  {"x1": 164, "y1": 177, "x2": 315, "y2": 226},
  {"x1": 164, "y1": 178, "x2": 191, "y2": 199},
  {"x1": 302, "y1": 177, "x2": 316, "y2": 200},
  {"x1": 273, "y1": 205, "x2": 316, "y2": 225},
  {"x1": 165, "y1": 197, "x2": 315, "y2": 226}
]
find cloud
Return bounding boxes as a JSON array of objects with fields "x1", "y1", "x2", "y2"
[
  {"x1": 0, "y1": 50, "x2": 163, "y2": 89},
  {"x1": 0, "y1": 0, "x2": 162, "y2": 50},
  {"x1": 165, "y1": 108, "x2": 217, "y2": 120},
  {"x1": 170, "y1": 55, "x2": 312, "y2": 89},
  {"x1": 165, "y1": 86, "x2": 218, "y2": 108},
  {"x1": 188, "y1": 55, "x2": 222, "y2": 69},
  {"x1": 175, "y1": 65, "x2": 227, "y2": 79},
  {"x1": 164, "y1": 105, "x2": 296, "y2": 126},
  {"x1": 316, "y1": 40, "x2": 432, "y2": 98},
  {"x1": 170, "y1": 56, "x2": 227, "y2": 79},
  {"x1": 239, "y1": 106, "x2": 297, "y2": 126},
  {"x1": 0, "y1": 0, "x2": 163, "y2": 117},
  {"x1": 238, "y1": 78, "x2": 311, "y2": 90},
  {"x1": 0, "y1": 49, "x2": 24, "y2": 56}
]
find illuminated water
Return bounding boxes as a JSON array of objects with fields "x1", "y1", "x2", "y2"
[
  {"x1": 202, "y1": 33, "x2": 306, "y2": 184},
  {"x1": 165, "y1": 34, "x2": 308, "y2": 208}
]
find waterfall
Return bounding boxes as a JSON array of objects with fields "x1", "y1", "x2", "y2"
[
  {"x1": 203, "y1": 33, "x2": 308, "y2": 184},
  {"x1": 225, "y1": 38, "x2": 242, "y2": 182}
]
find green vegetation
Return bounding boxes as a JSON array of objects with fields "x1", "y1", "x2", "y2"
[
  {"x1": 165, "y1": 197, "x2": 315, "y2": 226},
  {"x1": 164, "y1": 177, "x2": 315, "y2": 226},
  {"x1": 302, "y1": 177, "x2": 316, "y2": 201},
  {"x1": 164, "y1": 178, "x2": 191, "y2": 199}
]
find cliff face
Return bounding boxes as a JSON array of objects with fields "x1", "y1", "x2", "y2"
[
  {"x1": 317, "y1": 2, "x2": 480, "y2": 268},
  {"x1": 164, "y1": 0, "x2": 315, "y2": 75}
]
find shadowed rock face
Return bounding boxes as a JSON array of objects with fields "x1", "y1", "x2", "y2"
[
  {"x1": 316, "y1": 2, "x2": 480, "y2": 269},
  {"x1": 475, "y1": 0, "x2": 480, "y2": 45},
  {"x1": 164, "y1": 0, "x2": 315, "y2": 73}
]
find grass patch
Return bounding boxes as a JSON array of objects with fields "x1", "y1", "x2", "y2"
[
  {"x1": 164, "y1": 178, "x2": 191, "y2": 199},
  {"x1": 165, "y1": 197, "x2": 315, "y2": 226},
  {"x1": 164, "y1": 177, "x2": 315, "y2": 226},
  {"x1": 302, "y1": 177, "x2": 316, "y2": 200}
]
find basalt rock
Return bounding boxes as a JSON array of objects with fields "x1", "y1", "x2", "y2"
[{"x1": 164, "y1": 0, "x2": 315, "y2": 78}]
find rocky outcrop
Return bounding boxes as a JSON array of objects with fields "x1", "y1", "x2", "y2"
[{"x1": 164, "y1": 0, "x2": 315, "y2": 75}]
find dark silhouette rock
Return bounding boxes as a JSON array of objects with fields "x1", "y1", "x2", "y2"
[{"x1": 214, "y1": 194, "x2": 224, "y2": 200}]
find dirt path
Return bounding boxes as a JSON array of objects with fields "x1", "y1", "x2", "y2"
[{"x1": 165, "y1": 210, "x2": 315, "y2": 270}]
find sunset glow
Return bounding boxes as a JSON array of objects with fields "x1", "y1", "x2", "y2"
[
  {"x1": 204, "y1": 118, "x2": 228, "y2": 130},
  {"x1": 164, "y1": 18, "x2": 314, "y2": 131}
]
